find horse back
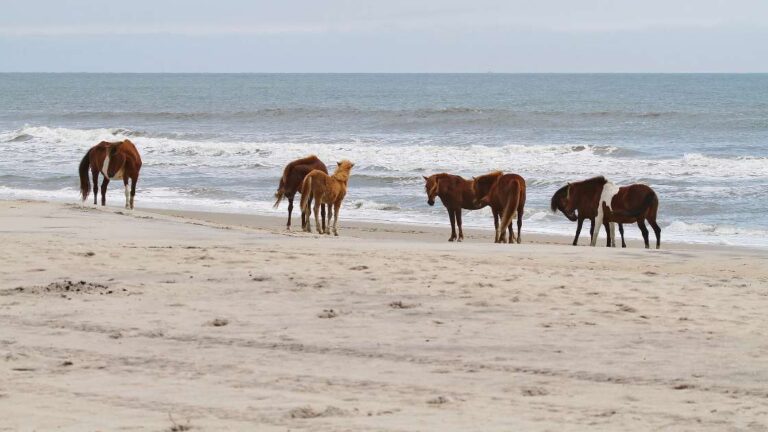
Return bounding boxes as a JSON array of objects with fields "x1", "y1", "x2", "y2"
[
  {"x1": 610, "y1": 184, "x2": 657, "y2": 222},
  {"x1": 435, "y1": 174, "x2": 473, "y2": 209},
  {"x1": 283, "y1": 157, "x2": 328, "y2": 194}
]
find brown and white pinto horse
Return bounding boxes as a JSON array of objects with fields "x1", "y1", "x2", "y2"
[
  {"x1": 423, "y1": 172, "x2": 496, "y2": 242},
  {"x1": 551, "y1": 176, "x2": 620, "y2": 246},
  {"x1": 592, "y1": 181, "x2": 661, "y2": 249},
  {"x1": 274, "y1": 155, "x2": 328, "y2": 231},
  {"x1": 552, "y1": 176, "x2": 661, "y2": 249},
  {"x1": 78, "y1": 140, "x2": 142, "y2": 209},
  {"x1": 474, "y1": 173, "x2": 526, "y2": 243}
]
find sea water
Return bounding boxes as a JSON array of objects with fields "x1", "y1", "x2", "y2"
[{"x1": 0, "y1": 73, "x2": 766, "y2": 247}]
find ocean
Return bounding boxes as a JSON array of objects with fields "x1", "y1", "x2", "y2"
[{"x1": 0, "y1": 73, "x2": 766, "y2": 247}]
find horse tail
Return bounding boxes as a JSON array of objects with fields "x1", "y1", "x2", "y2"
[
  {"x1": 300, "y1": 174, "x2": 312, "y2": 213},
  {"x1": 273, "y1": 182, "x2": 285, "y2": 209},
  {"x1": 615, "y1": 190, "x2": 658, "y2": 218},
  {"x1": 273, "y1": 165, "x2": 290, "y2": 208},
  {"x1": 78, "y1": 148, "x2": 92, "y2": 202}
]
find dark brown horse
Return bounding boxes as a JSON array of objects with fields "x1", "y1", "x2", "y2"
[
  {"x1": 474, "y1": 173, "x2": 526, "y2": 243},
  {"x1": 274, "y1": 155, "x2": 328, "y2": 231},
  {"x1": 423, "y1": 172, "x2": 496, "y2": 242},
  {"x1": 551, "y1": 176, "x2": 618, "y2": 246},
  {"x1": 79, "y1": 140, "x2": 142, "y2": 209},
  {"x1": 552, "y1": 176, "x2": 661, "y2": 249}
]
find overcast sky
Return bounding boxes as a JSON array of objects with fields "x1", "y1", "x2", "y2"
[{"x1": 0, "y1": 0, "x2": 766, "y2": 72}]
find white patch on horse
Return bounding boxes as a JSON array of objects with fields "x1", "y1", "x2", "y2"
[
  {"x1": 591, "y1": 181, "x2": 621, "y2": 247},
  {"x1": 101, "y1": 153, "x2": 110, "y2": 178},
  {"x1": 101, "y1": 151, "x2": 124, "y2": 180}
]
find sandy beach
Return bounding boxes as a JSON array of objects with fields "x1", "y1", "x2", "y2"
[{"x1": 1, "y1": 199, "x2": 767, "y2": 431}]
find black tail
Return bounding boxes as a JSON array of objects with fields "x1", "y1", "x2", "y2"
[
  {"x1": 614, "y1": 192, "x2": 657, "y2": 218},
  {"x1": 78, "y1": 149, "x2": 91, "y2": 202}
]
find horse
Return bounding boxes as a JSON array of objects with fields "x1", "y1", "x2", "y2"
[
  {"x1": 592, "y1": 181, "x2": 661, "y2": 249},
  {"x1": 551, "y1": 176, "x2": 661, "y2": 249},
  {"x1": 474, "y1": 173, "x2": 526, "y2": 243},
  {"x1": 300, "y1": 160, "x2": 354, "y2": 236},
  {"x1": 550, "y1": 176, "x2": 620, "y2": 247},
  {"x1": 274, "y1": 155, "x2": 328, "y2": 231},
  {"x1": 78, "y1": 140, "x2": 142, "y2": 209},
  {"x1": 423, "y1": 172, "x2": 497, "y2": 242}
]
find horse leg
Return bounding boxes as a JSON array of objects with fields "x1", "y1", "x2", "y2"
[
  {"x1": 573, "y1": 217, "x2": 585, "y2": 246},
  {"x1": 648, "y1": 218, "x2": 661, "y2": 249},
  {"x1": 321, "y1": 203, "x2": 327, "y2": 234},
  {"x1": 448, "y1": 209, "x2": 457, "y2": 242},
  {"x1": 304, "y1": 196, "x2": 313, "y2": 232},
  {"x1": 332, "y1": 202, "x2": 341, "y2": 236},
  {"x1": 609, "y1": 222, "x2": 616, "y2": 248},
  {"x1": 456, "y1": 210, "x2": 464, "y2": 242},
  {"x1": 516, "y1": 208, "x2": 523, "y2": 244},
  {"x1": 637, "y1": 219, "x2": 650, "y2": 249},
  {"x1": 313, "y1": 200, "x2": 322, "y2": 234},
  {"x1": 287, "y1": 194, "x2": 294, "y2": 230},
  {"x1": 123, "y1": 178, "x2": 130, "y2": 209},
  {"x1": 100, "y1": 177, "x2": 110, "y2": 206},
  {"x1": 590, "y1": 213, "x2": 603, "y2": 247},
  {"x1": 618, "y1": 223, "x2": 626, "y2": 248},
  {"x1": 91, "y1": 170, "x2": 99, "y2": 205}
]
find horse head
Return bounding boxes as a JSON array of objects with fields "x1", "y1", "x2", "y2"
[
  {"x1": 551, "y1": 183, "x2": 578, "y2": 221},
  {"x1": 106, "y1": 143, "x2": 127, "y2": 178},
  {"x1": 423, "y1": 175, "x2": 439, "y2": 206}
]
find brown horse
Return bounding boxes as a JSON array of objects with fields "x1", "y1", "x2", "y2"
[
  {"x1": 423, "y1": 172, "x2": 496, "y2": 242},
  {"x1": 300, "y1": 160, "x2": 354, "y2": 236},
  {"x1": 592, "y1": 181, "x2": 661, "y2": 249},
  {"x1": 552, "y1": 176, "x2": 661, "y2": 249},
  {"x1": 474, "y1": 173, "x2": 526, "y2": 243},
  {"x1": 550, "y1": 176, "x2": 619, "y2": 246},
  {"x1": 274, "y1": 155, "x2": 328, "y2": 231},
  {"x1": 78, "y1": 140, "x2": 142, "y2": 209}
]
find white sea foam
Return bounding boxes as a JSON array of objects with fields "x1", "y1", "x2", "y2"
[{"x1": 2, "y1": 126, "x2": 767, "y2": 248}]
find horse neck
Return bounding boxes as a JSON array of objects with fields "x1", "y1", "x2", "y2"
[{"x1": 332, "y1": 169, "x2": 351, "y2": 183}]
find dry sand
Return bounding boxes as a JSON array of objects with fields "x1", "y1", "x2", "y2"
[{"x1": 1, "y1": 199, "x2": 767, "y2": 431}]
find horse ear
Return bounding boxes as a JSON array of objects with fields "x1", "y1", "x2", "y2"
[
  {"x1": 337, "y1": 161, "x2": 341, "y2": 166},
  {"x1": 423, "y1": 176, "x2": 429, "y2": 181}
]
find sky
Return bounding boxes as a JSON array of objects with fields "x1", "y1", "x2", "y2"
[{"x1": 0, "y1": 0, "x2": 766, "y2": 72}]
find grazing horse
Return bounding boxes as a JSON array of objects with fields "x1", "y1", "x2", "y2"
[
  {"x1": 592, "y1": 182, "x2": 661, "y2": 249},
  {"x1": 78, "y1": 140, "x2": 142, "y2": 209},
  {"x1": 274, "y1": 155, "x2": 328, "y2": 231},
  {"x1": 550, "y1": 176, "x2": 625, "y2": 247},
  {"x1": 474, "y1": 173, "x2": 526, "y2": 243},
  {"x1": 300, "y1": 160, "x2": 354, "y2": 236},
  {"x1": 423, "y1": 172, "x2": 496, "y2": 242}
]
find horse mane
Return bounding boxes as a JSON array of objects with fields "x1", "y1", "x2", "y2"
[
  {"x1": 573, "y1": 176, "x2": 608, "y2": 187},
  {"x1": 474, "y1": 170, "x2": 503, "y2": 182}
]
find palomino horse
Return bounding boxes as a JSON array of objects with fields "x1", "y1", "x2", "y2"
[
  {"x1": 592, "y1": 181, "x2": 661, "y2": 249},
  {"x1": 300, "y1": 160, "x2": 354, "y2": 236},
  {"x1": 274, "y1": 155, "x2": 328, "y2": 231},
  {"x1": 423, "y1": 172, "x2": 496, "y2": 242},
  {"x1": 474, "y1": 173, "x2": 526, "y2": 243},
  {"x1": 78, "y1": 140, "x2": 142, "y2": 209}
]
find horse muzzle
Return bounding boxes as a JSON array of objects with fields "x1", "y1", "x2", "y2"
[{"x1": 427, "y1": 199, "x2": 435, "y2": 206}]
